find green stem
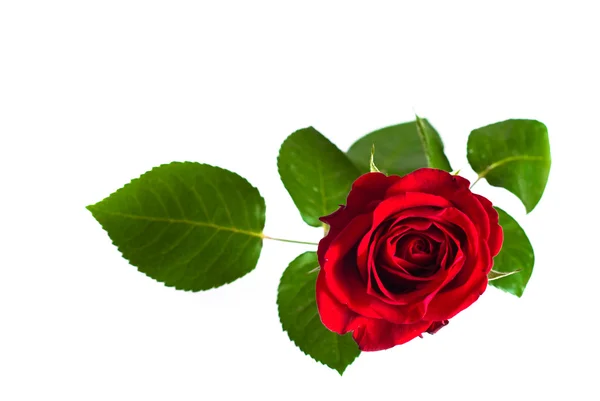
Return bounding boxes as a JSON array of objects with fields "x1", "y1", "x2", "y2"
[
  {"x1": 470, "y1": 176, "x2": 483, "y2": 189},
  {"x1": 262, "y1": 235, "x2": 319, "y2": 246}
]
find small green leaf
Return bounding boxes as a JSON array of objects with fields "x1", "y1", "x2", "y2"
[
  {"x1": 467, "y1": 119, "x2": 551, "y2": 213},
  {"x1": 278, "y1": 252, "x2": 360, "y2": 375},
  {"x1": 369, "y1": 144, "x2": 381, "y2": 173},
  {"x1": 489, "y1": 207, "x2": 535, "y2": 297},
  {"x1": 347, "y1": 118, "x2": 452, "y2": 176},
  {"x1": 278, "y1": 127, "x2": 361, "y2": 227},
  {"x1": 87, "y1": 162, "x2": 266, "y2": 291}
]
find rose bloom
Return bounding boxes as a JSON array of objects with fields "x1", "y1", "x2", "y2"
[{"x1": 316, "y1": 168, "x2": 503, "y2": 351}]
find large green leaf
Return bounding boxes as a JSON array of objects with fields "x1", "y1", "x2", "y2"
[
  {"x1": 278, "y1": 252, "x2": 360, "y2": 375},
  {"x1": 278, "y1": 127, "x2": 361, "y2": 227},
  {"x1": 489, "y1": 207, "x2": 534, "y2": 297},
  {"x1": 467, "y1": 119, "x2": 551, "y2": 213},
  {"x1": 87, "y1": 162, "x2": 266, "y2": 291},
  {"x1": 347, "y1": 118, "x2": 452, "y2": 176}
]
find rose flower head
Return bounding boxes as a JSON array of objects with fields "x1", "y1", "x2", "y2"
[{"x1": 316, "y1": 168, "x2": 503, "y2": 351}]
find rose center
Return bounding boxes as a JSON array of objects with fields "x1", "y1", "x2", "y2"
[
  {"x1": 392, "y1": 233, "x2": 441, "y2": 275},
  {"x1": 410, "y1": 238, "x2": 430, "y2": 254},
  {"x1": 396, "y1": 235, "x2": 434, "y2": 258}
]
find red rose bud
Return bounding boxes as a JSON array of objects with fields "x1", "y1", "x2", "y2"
[{"x1": 315, "y1": 168, "x2": 503, "y2": 351}]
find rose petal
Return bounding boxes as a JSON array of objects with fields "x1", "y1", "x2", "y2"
[
  {"x1": 319, "y1": 173, "x2": 401, "y2": 268},
  {"x1": 317, "y1": 205, "x2": 347, "y2": 267},
  {"x1": 474, "y1": 194, "x2": 504, "y2": 256},
  {"x1": 326, "y1": 220, "x2": 437, "y2": 324},
  {"x1": 436, "y1": 232, "x2": 458, "y2": 270},
  {"x1": 366, "y1": 256, "x2": 451, "y2": 321},
  {"x1": 386, "y1": 168, "x2": 491, "y2": 241},
  {"x1": 429, "y1": 208, "x2": 480, "y2": 262},
  {"x1": 425, "y1": 275, "x2": 487, "y2": 322},
  {"x1": 356, "y1": 220, "x2": 394, "y2": 282},
  {"x1": 371, "y1": 192, "x2": 453, "y2": 229},
  {"x1": 323, "y1": 213, "x2": 373, "y2": 303},
  {"x1": 380, "y1": 258, "x2": 433, "y2": 282},
  {"x1": 324, "y1": 214, "x2": 411, "y2": 322},
  {"x1": 345, "y1": 173, "x2": 401, "y2": 215},
  {"x1": 352, "y1": 317, "x2": 432, "y2": 351},
  {"x1": 424, "y1": 241, "x2": 489, "y2": 321},
  {"x1": 316, "y1": 271, "x2": 360, "y2": 334},
  {"x1": 426, "y1": 320, "x2": 449, "y2": 335}
]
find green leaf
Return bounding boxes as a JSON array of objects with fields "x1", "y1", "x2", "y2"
[
  {"x1": 87, "y1": 162, "x2": 266, "y2": 291},
  {"x1": 489, "y1": 207, "x2": 534, "y2": 297},
  {"x1": 278, "y1": 252, "x2": 360, "y2": 375},
  {"x1": 347, "y1": 118, "x2": 452, "y2": 176},
  {"x1": 278, "y1": 127, "x2": 361, "y2": 227},
  {"x1": 467, "y1": 119, "x2": 551, "y2": 213}
]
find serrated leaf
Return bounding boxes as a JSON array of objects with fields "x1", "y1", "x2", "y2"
[
  {"x1": 87, "y1": 162, "x2": 266, "y2": 291},
  {"x1": 489, "y1": 207, "x2": 534, "y2": 297},
  {"x1": 278, "y1": 252, "x2": 360, "y2": 375},
  {"x1": 347, "y1": 118, "x2": 452, "y2": 176},
  {"x1": 278, "y1": 127, "x2": 361, "y2": 227},
  {"x1": 467, "y1": 119, "x2": 551, "y2": 213}
]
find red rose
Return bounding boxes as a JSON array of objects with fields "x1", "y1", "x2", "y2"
[{"x1": 316, "y1": 168, "x2": 503, "y2": 351}]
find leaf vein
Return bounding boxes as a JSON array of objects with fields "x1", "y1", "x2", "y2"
[
  {"x1": 478, "y1": 155, "x2": 547, "y2": 180},
  {"x1": 90, "y1": 209, "x2": 263, "y2": 238}
]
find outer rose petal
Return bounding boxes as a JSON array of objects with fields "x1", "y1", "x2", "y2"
[
  {"x1": 425, "y1": 263, "x2": 489, "y2": 321},
  {"x1": 352, "y1": 317, "x2": 432, "y2": 351},
  {"x1": 317, "y1": 205, "x2": 346, "y2": 268},
  {"x1": 386, "y1": 168, "x2": 469, "y2": 194},
  {"x1": 370, "y1": 192, "x2": 454, "y2": 229},
  {"x1": 318, "y1": 266, "x2": 441, "y2": 352},
  {"x1": 474, "y1": 194, "x2": 504, "y2": 256},
  {"x1": 315, "y1": 272, "x2": 360, "y2": 334},
  {"x1": 344, "y1": 172, "x2": 402, "y2": 216},
  {"x1": 426, "y1": 320, "x2": 449, "y2": 334},
  {"x1": 318, "y1": 172, "x2": 400, "y2": 267}
]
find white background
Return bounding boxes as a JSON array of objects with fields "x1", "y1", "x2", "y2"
[{"x1": 1, "y1": 1, "x2": 599, "y2": 400}]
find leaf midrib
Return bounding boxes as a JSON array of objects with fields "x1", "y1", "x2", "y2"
[
  {"x1": 478, "y1": 155, "x2": 548, "y2": 179},
  {"x1": 88, "y1": 208, "x2": 263, "y2": 238}
]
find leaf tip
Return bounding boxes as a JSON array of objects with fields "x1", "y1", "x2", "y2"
[
  {"x1": 335, "y1": 366, "x2": 346, "y2": 376},
  {"x1": 524, "y1": 202, "x2": 536, "y2": 214}
]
